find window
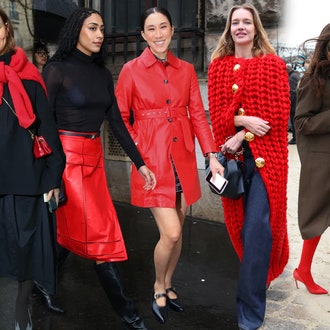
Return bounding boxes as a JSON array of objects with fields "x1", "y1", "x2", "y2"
[{"x1": 9, "y1": 0, "x2": 19, "y2": 21}]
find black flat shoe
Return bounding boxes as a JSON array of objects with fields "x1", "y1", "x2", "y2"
[
  {"x1": 166, "y1": 287, "x2": 184, "y2": 312},
  {"x1": 151, "y1": 291, "x2": 168, "y2": 324},
  {"x1": 33, "y1": 282, "x2": 65, "y2": 314}
]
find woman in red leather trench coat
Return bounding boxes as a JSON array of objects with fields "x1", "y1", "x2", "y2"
[{"x1": 115, "y1": 7, "x2": 224, "y2": 325}]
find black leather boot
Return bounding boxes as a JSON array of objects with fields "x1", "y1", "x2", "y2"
[
  {"x1": 33, "y1": 282, "x2": 65, "y2": 313},
  {"x1": 94, "y1": 262, "x2": 149, "y2": 330}
]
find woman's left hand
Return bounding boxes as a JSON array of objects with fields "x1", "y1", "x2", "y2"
[
  {"x1": 138, "y1": 165, "x2": 157, "y2": 190},
  {"x1": 45, "y1": 188, "x2": 60, "y2": 205},
  {"x1": 221, "y1": 132, "x2": 244, "y2": 154}
]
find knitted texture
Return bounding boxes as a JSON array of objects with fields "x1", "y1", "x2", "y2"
[
  {"x1": 0, "y1": 47, "x2": 46, "y2": 128},
  {"x1": 208, "y1": 55, "x2": 290, "y2": 282}
]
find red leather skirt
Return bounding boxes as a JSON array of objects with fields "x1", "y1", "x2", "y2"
[{"x1": 56, "y1": 131, "x2": 127, "y2": 262}]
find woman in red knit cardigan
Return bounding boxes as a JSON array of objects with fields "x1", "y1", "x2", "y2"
[{"x1": 208, "y1": 4, "x2": 290, "y2": 330}]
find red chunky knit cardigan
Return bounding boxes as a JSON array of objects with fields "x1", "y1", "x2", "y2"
[{"x1": 208, "y1": 54, "x2": 290, "y2": 282}]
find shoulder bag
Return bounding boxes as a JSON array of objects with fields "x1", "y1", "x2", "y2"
[{"x1": 2, "y1": 97, "x2": 52, "y2": 158}]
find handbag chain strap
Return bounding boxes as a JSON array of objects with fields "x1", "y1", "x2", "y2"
[
  {"x1": 2, "y1": 96, "x2": 35, "y2": 140},
  {"x1": 220, "y1": 135, "x2": 245, "y2": 161}
]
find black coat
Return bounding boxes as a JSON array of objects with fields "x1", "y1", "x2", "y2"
[{"x1": 0, "y1": 81, "x2": 65, "y2": 195}]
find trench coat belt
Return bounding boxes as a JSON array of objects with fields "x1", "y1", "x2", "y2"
[{"x1": 134, "y1": 107, "x2": 194, "y2": 152}]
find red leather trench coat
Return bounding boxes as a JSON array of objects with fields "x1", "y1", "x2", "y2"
[{"x1": 115, "y1": 48, "x2": 216, "y2": 208}]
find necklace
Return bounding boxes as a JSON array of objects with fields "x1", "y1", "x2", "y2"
[{"x1": 154, "y1": 54, "x2": 168, "y2": 63}]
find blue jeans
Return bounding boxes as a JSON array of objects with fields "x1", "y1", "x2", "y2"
[{"x1": 237, "y1": 170, "x2": 272, "y2": 330}]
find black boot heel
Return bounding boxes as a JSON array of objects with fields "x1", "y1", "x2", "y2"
[
  {"x1": 33, "y1": 282, "x2": 65, "y2": 314},
  {"x1": 94, "y1": 262, "x2": 149, "y2": 330},
  {"x1": 166, "y1": 287, "x2": 184, "y2": 312},
  {"x1": 151, "y1": 291, "x2": 168, "y2": 324}
]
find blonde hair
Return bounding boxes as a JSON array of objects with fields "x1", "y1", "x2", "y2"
[{"x1": 210, "y1": 3, "x2": 275, "y2": 62}]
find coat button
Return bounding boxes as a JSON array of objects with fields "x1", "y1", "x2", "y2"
[
  {"x1": 238, "y1": 107, "x2": 245, "y2": 115},
  {"x1": 164, "y1": 79, "x2": 168, "y2": 84},
  {"x1": 168, "y1": 118, "x2": 173, "y2": 122},
  {"x1": 255, "y1": 157, "x2": 265, "y2": 168},
  {"x1": 232, "y1": 84, "x2": 238, "y2": 93},
  {"x1": 173, "y1": 137, "x2": 178, "y2": 142},
  {"x1": 166, "y1": 99, "x2": 171, "y2": 104},
  {"x1": 233, "y1": 64, "x2": 240, "y2": 72},
  {"x1": 244, "y1": 131, "x2": 255, "y2": 142}
]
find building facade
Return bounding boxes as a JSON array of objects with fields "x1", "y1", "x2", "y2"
[{"x1": 2, "y1": 0, "x2": 289, "y2": 222}]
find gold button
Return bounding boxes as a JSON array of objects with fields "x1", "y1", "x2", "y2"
[
  {"x1": 232, "y1": 84, "x2": 238, "y2": 93},
  {"x1": 255, "y1": 158, "x2": 265, "y2": 168},
  {"x1": 233, "y1": 64, "x2": 240, "y2": 72},
  {"x1": 244, "y1": 131, "x2": 254, "y2": 142},
  {"x1": 238, "y1": 107, "x2": 245, "y2": 116}
]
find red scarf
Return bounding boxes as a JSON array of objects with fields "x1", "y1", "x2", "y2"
[{"x1": 0, "y1": 47, "x2": 47, "y2": 129}]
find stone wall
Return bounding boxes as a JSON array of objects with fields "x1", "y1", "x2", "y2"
[
  {"x1": 206, "y1": 0, "x2": 284, "y2": 29},
  {"x1": 204, "y1": 0, "x2": 286, "y2": 68},
  {"x1": 0, "y1": 0, "x2": 34, "y2": 51}
]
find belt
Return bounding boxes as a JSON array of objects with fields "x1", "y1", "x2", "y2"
[
  {"x1": 134, "y1": 107, "x2": 188, "y2": 120},
  {"x1": 58, "y1": 130, "x2": 100, "y2": 139},
  {"x1": 134, "y1": 107, "x2": 194, "y2": 152}
]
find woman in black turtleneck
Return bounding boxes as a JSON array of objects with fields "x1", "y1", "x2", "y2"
[{"x1": 42, "y1": 8, "x2": 155, "y2": 330}]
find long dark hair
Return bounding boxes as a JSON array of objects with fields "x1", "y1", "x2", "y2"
[
  {"x1": 140, "y1": 7, "x2": 173, "y2": 32},
  {"x1": 301, "y1": 23, "x2": 330, "y2": 96},
  {"x1": 49, "y1": 8, "x2": 106, "y2": 66}
]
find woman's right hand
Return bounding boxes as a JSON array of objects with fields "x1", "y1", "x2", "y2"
[
  {"x1": 239, "y1": 115, "x2": 271, "y2": 137},
  {"x1": 138, "y1": 165, "x2": 157, "y2": 190}
]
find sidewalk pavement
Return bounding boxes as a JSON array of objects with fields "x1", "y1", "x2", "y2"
[{"x1": 0, "y1": 139, "x2": 329, "y2": 330}]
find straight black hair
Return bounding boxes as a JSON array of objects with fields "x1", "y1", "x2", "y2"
[{"x1": 140, "y1": 7, "x2": 173, "y2": 32}]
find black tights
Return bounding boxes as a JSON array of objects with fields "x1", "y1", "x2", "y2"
[{"x1": 15, "y1": 280, "x2": 33, "y2": 330}]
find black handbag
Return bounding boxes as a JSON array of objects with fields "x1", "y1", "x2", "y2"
[{"x1": 205, "y1": 151, "x2": 245, "y2": 199}]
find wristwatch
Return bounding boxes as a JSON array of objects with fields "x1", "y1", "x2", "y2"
[{"x1": 207, "y1": 152, "x2": 218, "y2": 159}]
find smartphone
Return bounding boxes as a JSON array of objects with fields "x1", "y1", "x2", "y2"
[
  {"x1": 206, "y1": 171, "x2": 228, "y2": 195},
  {"x1": 47, "y1": 195, "x2": 58, "y2": 213}
]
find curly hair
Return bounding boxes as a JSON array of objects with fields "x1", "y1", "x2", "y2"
[
  {"x1": 49, "y1": 8, "x2": 106, "y2": 66},
  {"x1": 210, "y1": 3, "x2": 275, "y2": 62},
  {"x1": 301, "y1": 23, "x2": 330, "y2": 97}
]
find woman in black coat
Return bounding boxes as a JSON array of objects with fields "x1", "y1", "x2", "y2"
[{"x1": 0, "y1": 10, "x2": 65, "y2": 330}]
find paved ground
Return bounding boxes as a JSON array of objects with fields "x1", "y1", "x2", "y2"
[{"x1": 0, "y1": 138, "x2": 329, "y2": 330}]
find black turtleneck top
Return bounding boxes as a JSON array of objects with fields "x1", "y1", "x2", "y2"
[{"x1": 42, "y1": 48, "x2": 144, "y2": 169}]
